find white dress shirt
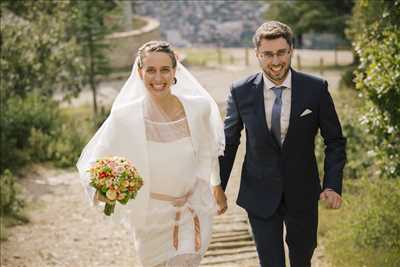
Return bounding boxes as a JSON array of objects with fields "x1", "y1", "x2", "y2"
[{"x1": 263, "y1": 70, "x2": 292, "y2": 144}]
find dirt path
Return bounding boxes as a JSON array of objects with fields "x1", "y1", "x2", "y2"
[{"x1": 1, "y1": 62, "x2": 340, "y2": 267}]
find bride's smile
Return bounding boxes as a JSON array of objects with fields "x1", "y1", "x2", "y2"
[{"x1": 138, "y1": 51, "x2": 176, "y2": 98}]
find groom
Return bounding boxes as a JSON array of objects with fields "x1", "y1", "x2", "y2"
[{"x1": 213, "y1": 21, "x2": 346, "y2": 267}]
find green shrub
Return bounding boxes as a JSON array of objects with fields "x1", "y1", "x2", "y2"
[
  {"x1": 340, "y1": 121, "x2": 374, "y2": 179},
  {"x1": 0, "y1": 170, "x2": 28, "y2": 240},
  {"x1": 0, "y1": 170, "x2": 23, "y2": 215},
  {"x1": 319, "y1": 3, "x2": 400, "y2": 265},
  {"x1": 0, "y1": 92, "x2": 96, "y2": 171},
  {"x1": 45, "y1": 104, "x2": 109, "y2": 168},
  {"x1": 337, "y1": 89, "x2": 375, "y2": 179},
  {"x1": 0, "y1": 93, "x2": 62, "y2": 173},
  {"x1": 315, "y1": 88, "x2": 375, "y2": 180},
  {"x1": 48, "y1": 119, "x2": 90, "y2": 168},
  {"x1": 349, "y1": 0, "x2": 400, "y2": 178},
  {"x1": 339, "y1": 64, "x2": 356, "y2": 89},
  {"x1": 27, "y1": 128, "x2": 53, "y2": 162}
]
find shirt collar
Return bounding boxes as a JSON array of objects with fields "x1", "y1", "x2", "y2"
[{"x1": 263, "y1": 69, "x2": 292, "y2": 90}]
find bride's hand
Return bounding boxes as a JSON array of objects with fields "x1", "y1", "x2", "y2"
[{"x1": 212, "y1": 185, "x2": 227, "y2": 215}]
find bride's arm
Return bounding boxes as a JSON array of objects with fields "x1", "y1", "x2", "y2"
[
  {"x1": 210, "y1": 158, "x2": 227, "y2": 215},
  {"x1": 210, "y1": 158, "x2": 221, "y2": 186},
  {"x1": 200, "y1": 99, "x2": 228, "y2": 214}
]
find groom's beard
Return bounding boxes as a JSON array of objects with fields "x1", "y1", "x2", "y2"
[{"x1": 263, "y1": 59, "x2": 291, "y2": 85}]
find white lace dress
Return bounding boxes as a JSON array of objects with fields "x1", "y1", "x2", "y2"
[{"x1": 134, "y1": 117, "x2": 216, "y2": 267}]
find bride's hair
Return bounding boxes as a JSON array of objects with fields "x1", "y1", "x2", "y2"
[{"x1": 137, "y1": 40, "x2": 177, "y2": 69}]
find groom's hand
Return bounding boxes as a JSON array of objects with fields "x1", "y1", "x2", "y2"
[
  {"x1": 212, "y1": 185, "x2": 227, "y2": 215},
  {"x1": 320, "y1": 189, "x2": 342, "y2": 209}
]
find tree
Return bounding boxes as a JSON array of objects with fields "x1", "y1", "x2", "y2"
[
  {"x1": 70, "y1": 0, "x2": 118, "y2": 116},
  {"x1": 2, "y1": 0, "x2": 120, "y2": 116},
  {"x1": 1, "y1": 0, "x2": 85, "y2": 172},
  {"x1": 1, "y1": 0, "x2": 84, "y2": 99},
  {"x1": 348, "y1": 0, "x2": 400, "y2": 178},
  {"x1": 265, "y1": 0, "x2": 354, "y2": 47}
]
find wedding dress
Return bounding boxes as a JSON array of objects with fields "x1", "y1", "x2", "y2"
[
  {"x1": 134, "y1": 117, "x2": 215, "y2": 267},
  {"x1": 77, "y1": 58, "x2": 224, "y2": 267}
]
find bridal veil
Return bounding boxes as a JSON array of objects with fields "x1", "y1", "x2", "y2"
[{"x1": 76, "y1": 57, "x2": 225, "y2": 229}]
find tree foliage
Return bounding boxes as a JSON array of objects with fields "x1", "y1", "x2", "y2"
[
  {"x1": 0, "y1": 0, "x2": 119, "y2": 224},
  {"x1": 265, "y1": 0, "x2": 354, "y2": 41},
  {"x1": 68, "y1": 0, "x2": 118, "y2": 115},
  {"x1": 349, "y1": 0, "x2": 400, "y2": 178},
  {"x1": 1, "y1": 0, "x2": 84, "y2": 174},
  {"x1": 1, "y1": 0, "x2": 84, "y2": 99},
  {"x1": 0, "y1": 0, "x2": 117, "y2": 174},
  {"x1": 1, "y1": 0, "x2": 118, "y2": 112}
]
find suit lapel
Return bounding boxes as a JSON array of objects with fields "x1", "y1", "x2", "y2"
[
  {"x1": 253, "y1": 73, "x2": 280, "y2": 152},
  {"x1": 282, "y1": 69, "x2": 303, "y2": 151}
]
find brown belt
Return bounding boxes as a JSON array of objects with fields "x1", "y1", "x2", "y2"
[{"x1": 150, "y1": 191, "x2": 201, "y2": 252}]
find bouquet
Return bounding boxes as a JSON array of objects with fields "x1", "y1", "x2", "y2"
[{"x1": 88, "y1": 156, "x2": 144, "y2": 216}]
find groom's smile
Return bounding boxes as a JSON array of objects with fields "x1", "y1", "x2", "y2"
[{"x1": 256, "y1": 37, "x2": 292, "y2": 85}]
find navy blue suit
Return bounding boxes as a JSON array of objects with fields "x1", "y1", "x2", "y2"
[{"x1": 219, "y1": 69, "x2": 346, "y2": 267}]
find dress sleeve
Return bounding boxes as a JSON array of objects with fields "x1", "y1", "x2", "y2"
[
  {"x1": 210, "y1": 157, "x2": 221, "y2": 186},
  {"x1": 194, "y1": 98, "x2": 222, "y2": 186}
]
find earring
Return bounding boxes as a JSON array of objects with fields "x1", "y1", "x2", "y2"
[{"x1": 173, "y1": 77, "x2": 177, "y2": 84}]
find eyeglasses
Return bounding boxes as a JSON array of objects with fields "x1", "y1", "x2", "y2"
[{"x1": 258, "y1": 49, "x2": 291, "y2": 60}]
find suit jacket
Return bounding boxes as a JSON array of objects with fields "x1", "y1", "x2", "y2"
[{"x1": 219, "y1": 69, "x2": 346, "y2": 219}]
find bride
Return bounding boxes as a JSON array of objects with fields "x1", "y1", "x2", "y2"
[{"x1": 77, "y1": 41, "x2": 228, "y2": 266}]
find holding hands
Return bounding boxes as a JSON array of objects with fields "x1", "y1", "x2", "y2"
[{"x1": 212, "y1": 185, "x2": 228, "y2": 215}]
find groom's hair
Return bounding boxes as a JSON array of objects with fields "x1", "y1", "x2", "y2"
[
  {"x1": 253, "y1": 21, "x2": 293, "y2": 48},
  {"x1": 137, "y1": 40, "x2": 177, "y2": 69}
]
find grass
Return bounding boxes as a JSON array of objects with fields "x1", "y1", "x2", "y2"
[
  {"x1": 178, "y1": 48, "x2": 231, "y2": 66},
  {"x1": 60, "y1": 104, "x2": 93, "y2": 119},
  {"x1": 61, "y1": 103, "x2": 110, "y2": 137},
  {"x1": 319, "y1": 179, "x2": 400, "y2": 267},
  {"x1": 59, "y1": 104, "x2": 105, "y2": 142}
]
